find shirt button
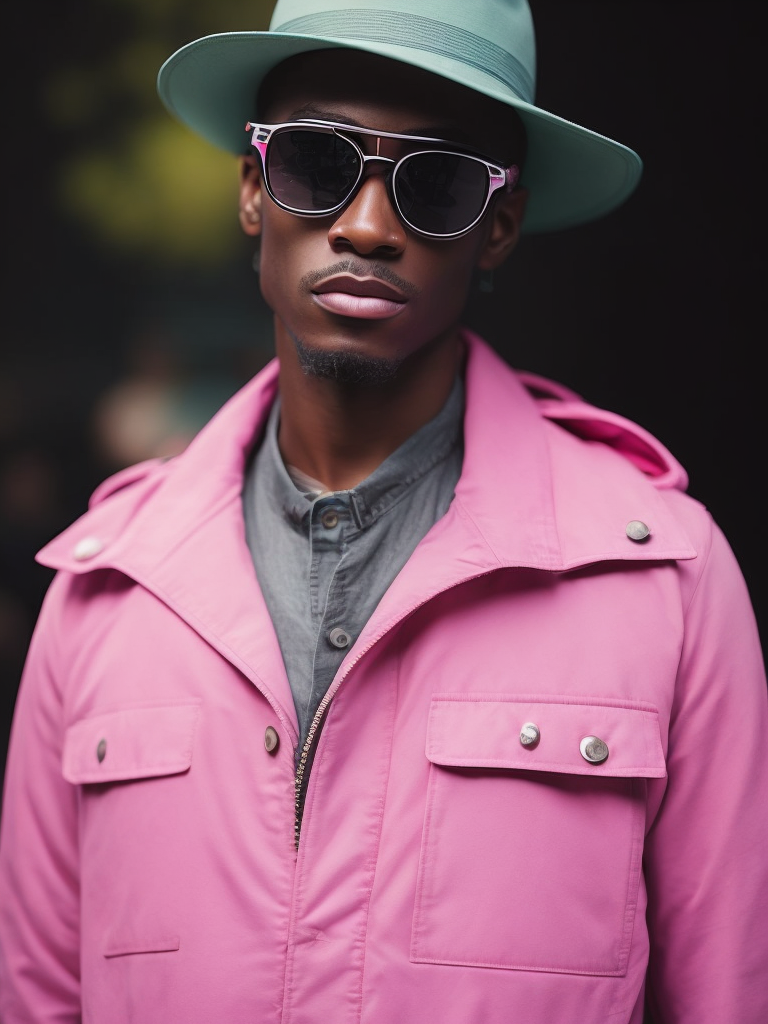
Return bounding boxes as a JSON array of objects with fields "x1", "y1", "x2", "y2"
[
  {"x1": 96, "y1": 738, "x2": 107, "y2": 763},
  {"x1": 626, "y1": 520, "x2": 651, "y2": 542},
  {"x1": 519, "y1": 722, "x2": 540, "y2": 747},
  {"x1": 320, "y1": 508, "x2": 339, "y2": 529},
  {"x1": 73, "y1": 536, "x2": 104, "y2": 560},
  {"x1": 328, "y1": 627, "x2": 351, "y2": 649},
  {"x1": 580, "y1": 735, "x2": 609, "y2": 764},
  {"x1": 264, "y1": 726, "x2": 280, "y2": 754}
]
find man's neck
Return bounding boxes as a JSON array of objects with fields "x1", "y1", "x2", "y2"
[{"x1": 273, "y1": 323, "x2": 464, "y2": 492}]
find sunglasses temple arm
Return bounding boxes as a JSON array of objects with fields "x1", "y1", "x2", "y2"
[
  {"x1": 488, "y1": 165, "x2": 520, "y2": 204},
  {"x1": 504, "y1": 165, "x2": 520, "y2": 190}
]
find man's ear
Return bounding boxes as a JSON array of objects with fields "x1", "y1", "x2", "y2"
[
  {"x1": 238, "y1": 154, "x2": 263, "y2": 237},
  {"x1": 476, "y1": 187, "x2": 528, "y2": 270}
]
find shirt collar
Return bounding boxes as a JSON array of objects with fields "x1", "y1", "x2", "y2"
[{"x1": 258, "y1": 374, "x2": 464, "y2": 533}]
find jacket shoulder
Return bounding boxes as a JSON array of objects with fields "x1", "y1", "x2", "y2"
[
  {"x1": 518, "y1": 371, "x2": 689, "y2": 492},
  {"x1": 35, "y1": 457, "x2": 174, "y2": 573},
  {"x1": 87, "y1": 457, "x2": 169, "y2": 509}
]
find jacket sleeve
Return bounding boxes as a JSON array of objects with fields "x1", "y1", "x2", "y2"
[
  {"x1": 643, "y1": 514, "x2": 768, "y2": 1023},
  {"x1": 0, "y1": 573, "x2": 82, "y2": 1023}
]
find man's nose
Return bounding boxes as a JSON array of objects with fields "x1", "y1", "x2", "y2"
[{"x1": 327, "y1": 166, "x2": 407, "y2": 257}]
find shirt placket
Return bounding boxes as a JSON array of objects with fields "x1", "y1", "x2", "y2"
[{"x1": 306, "y1": 495, "x2": 356, "y2": 736}]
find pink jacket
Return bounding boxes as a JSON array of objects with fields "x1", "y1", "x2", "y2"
[{"x1": 1, "y1": 331, "x2": 767, "y2": 1024}]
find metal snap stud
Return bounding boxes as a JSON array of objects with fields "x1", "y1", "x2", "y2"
[
  {"x1": 74, "y1": 536, "x2": 104, "y2": 560},
  {"x1": 519, "y1": 722, "x2": 540, "y2": 747},
  {"x1": 580, "y1": 735, "x2": 609, "y2": 764},
  {"x1": 626, "y1": 520, "x2": 651, "y2": 542}
]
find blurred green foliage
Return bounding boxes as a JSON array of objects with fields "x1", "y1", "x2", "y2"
[{"x1": 44, "y1": 0, "x2": 275, "y2": 266}]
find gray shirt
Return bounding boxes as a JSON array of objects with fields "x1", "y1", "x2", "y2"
[{"x1": 243, "y1": 376, "x2": 464, "y2": 753}]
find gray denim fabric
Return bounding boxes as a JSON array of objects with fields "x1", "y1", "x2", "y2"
[{"x1": 243, "y1": 376, "x2": 464, "y2": 753}]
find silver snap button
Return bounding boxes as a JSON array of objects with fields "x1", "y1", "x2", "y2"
[
  {"x1": 96, "y1": 738, "x2": 107, "y2": 763},
  {"x1": 264, "y1": 726, "x2": 280, "y2": 754},
  {"x1": 580, "y1": 735, "x2": 609, "y2": 764},
  {"x1": 519, "y1": 722, "x2": 540, "y2": 747},
  {"x1": 73, "y1": 536, "x2": 104, "y2": 560},
  {"x1": 320, "y1": 509, "x2": 339, "y2": 529},
  {"x1": 626, "y1": 520, "x2": 650, "y2": 542},
  {"x1": 328, "y1": 627, "x2": 351, "y2": 649}
]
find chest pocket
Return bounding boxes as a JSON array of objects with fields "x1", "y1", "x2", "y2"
[
  {"x1": 62, "y1": 702, "x2": 201, "y2": 960},
  {"x1": 411, "y1": 695, "x2": 666, "y2": 976}
]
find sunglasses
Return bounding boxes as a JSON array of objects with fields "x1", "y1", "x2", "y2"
[{"x1": 246, "y1": 119, "x2": 519, "y2": 240}]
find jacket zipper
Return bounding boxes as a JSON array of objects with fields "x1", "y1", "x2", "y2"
[{"x1": 294, "y1": 688, "x2": 334, "y2": 849}]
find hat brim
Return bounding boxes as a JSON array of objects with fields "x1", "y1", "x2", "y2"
[{"x1": 157, "y1": 31, "x2": 642, "y2": 233}]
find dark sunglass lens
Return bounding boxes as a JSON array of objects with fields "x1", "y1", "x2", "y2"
[
  {"x1": 396, "y1": 153, "x2": 488, "y2": 235},
  {"x1": 267, "y1": 130, "x2": 361, "y2": 212}
]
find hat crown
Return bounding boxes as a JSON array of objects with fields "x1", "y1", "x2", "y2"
[
  {"x1": 157, "y1": 0, "x2": 642, "y2": 232},
  {"x1": 268, "y1": 0, "x2": 537, "y2": 104}
]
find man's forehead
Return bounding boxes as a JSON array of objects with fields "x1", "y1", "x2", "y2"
[{"x1": 258, "y1": 49, "x2": 510, "y2": 149}]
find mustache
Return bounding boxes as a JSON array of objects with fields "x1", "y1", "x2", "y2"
[{"x1": 300, "y1": 259, "x2": 419, "y2": 297}]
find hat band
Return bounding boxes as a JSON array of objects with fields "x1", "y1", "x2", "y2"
[{"x1": 274, "y1": 9, "x2": 535, "y2": 102}]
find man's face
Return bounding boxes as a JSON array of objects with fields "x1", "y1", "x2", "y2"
[{"x1": 241, "y1": 49, "x2": 526, "y2": 382}]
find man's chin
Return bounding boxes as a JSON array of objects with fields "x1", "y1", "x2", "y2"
[{"x1": 292, "y1": 335, "x2": 403, "y2": 386}]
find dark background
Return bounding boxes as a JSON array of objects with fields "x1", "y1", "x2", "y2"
[{"x1": 2, "y1": 1, "x2": 765, "y2": 783}]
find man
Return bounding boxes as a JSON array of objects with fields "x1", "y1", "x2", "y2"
[{"x1": 1, "y1": 1, "x2": 766, "y2": 1022}]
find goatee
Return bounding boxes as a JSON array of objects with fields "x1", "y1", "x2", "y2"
[{"x1": 292, "y1": 334, "x2": 403, "y2": 386}]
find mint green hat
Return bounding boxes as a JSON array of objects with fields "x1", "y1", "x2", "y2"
[{"x1": 157, "y1": 0, "x2": 642, "y2": 232}]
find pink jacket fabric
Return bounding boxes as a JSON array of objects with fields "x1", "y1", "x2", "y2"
[{"x1": 1, "y1": 331, "x2": 767, "y2": 1023}]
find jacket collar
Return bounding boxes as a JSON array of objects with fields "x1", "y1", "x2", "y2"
[
  {"x1": 342, "y1": 333, "x2": 695, "y2": 660},
  {"x1": 36, "y1": 331, "x2": 695, "y2": 716}
]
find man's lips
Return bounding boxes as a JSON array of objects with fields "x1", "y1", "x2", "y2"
[{"x1": 311, "y1": 274, "x2": 408, "y2": 320}]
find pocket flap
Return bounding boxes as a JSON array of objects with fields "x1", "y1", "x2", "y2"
[
  {"x1": 426, "y1": 695, "x2": 666, "y2": 778},
  {"x1": 63, "y1": 702, "x2": 201, "y2": 784}
]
